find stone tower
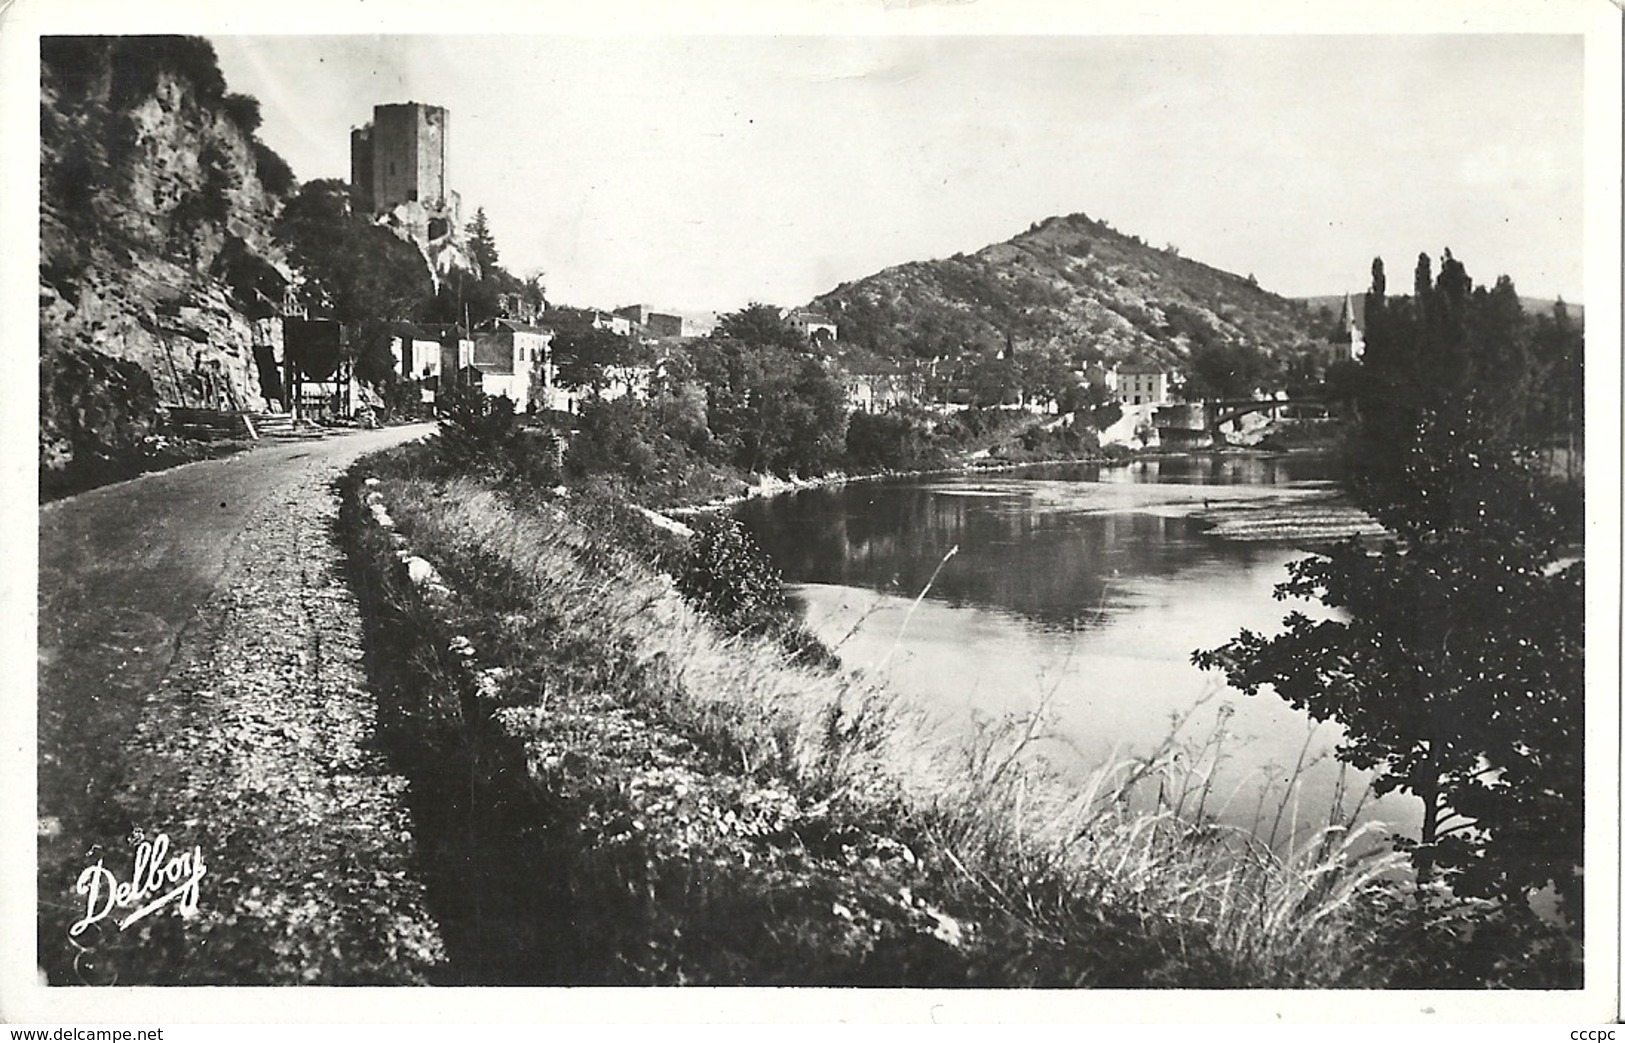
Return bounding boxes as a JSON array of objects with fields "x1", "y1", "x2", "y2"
[
  {"x1": 349, "y1": 102, "x2": 449, "y2": 214},
  {"x1": 349, "y1": 102, "x2": 466, "y2": 284}
]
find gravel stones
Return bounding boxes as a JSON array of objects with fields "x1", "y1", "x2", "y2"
[{"x1": 46, "y1": 449, "x2": 444, "y2": 984}]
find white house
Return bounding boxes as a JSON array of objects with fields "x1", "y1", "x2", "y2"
[
  {"x1": 1114, "y1": 361, "x2": 1173, "y2": 406},
  {"x1": 387, "y1": 323, "x2": 473, "y2": 404},
  {"x1": 471, "y1": 318, "x2": 554, "y2": 413},
  {"x1": 784, "y1": 309, "x2": 838, "y2": 344}
]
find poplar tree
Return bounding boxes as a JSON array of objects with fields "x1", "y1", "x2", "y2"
[{"x1": 1195, "y1": 252, "x2": 1585, "y2": 967}]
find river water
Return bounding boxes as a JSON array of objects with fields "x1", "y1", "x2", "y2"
[{"x1": 734, "y1": 454, "x2": 1421, "y2": 849}]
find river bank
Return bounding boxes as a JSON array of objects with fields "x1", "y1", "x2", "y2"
[
  {"x1": 335, "y1": 438, "x2": 1413, "y2": 987},
  {"x1": 661, "y1": 452, "x2": 1112, "y2": 517}
]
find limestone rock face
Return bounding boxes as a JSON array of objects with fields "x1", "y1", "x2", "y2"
[
  {"x1": 40, "y1": 37, "x2": 297, "y2": 483},
  {"x1": 373, "y1": 199, "x2": 474, "y2": 288}
]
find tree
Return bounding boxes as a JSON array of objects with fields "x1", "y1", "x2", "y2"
[
  {"x1": 713, "y1": 302, "x2": 806, "y2": 352},
  {"x1": 1526, "y1": 299, "x2": 1583, "y2": 475},
  {"x1": 1015, "y1": 346, "x2": 1078, "y2": 410},
  {"x1": 1195, "y1": 252, "x2": 1585, "y2": 937},
  {"x1": 1059, "y1": 380, "x2": 1121, "y2": 431},
  {"x1": 274, "y1": 178, "x2": 435, "y2": 384},
  {"x1": 466, "y1": 207, "x2": 500, "y2": 277},
  {"x1": 777, "y1": 357, "x2": 849, "y2": 475},
  {"x1": 846, "y1": 409, "x2": 938, "y2": 471},
  {"x1": 691, "y1": 308, "x2": 849, "y2": 477},
  {"x1": 553, "y1": 326, "x2": 639, "y2": 399},
  {"x1": 1182, "y1": 340, "x2": 1273, "y2": 401},
  {"x1": 1322, "y1": 358, "x2": 1365, "y2": 417},
  {"x1": 964, "y1": 352, "x2": 1019, "y2": 408}
]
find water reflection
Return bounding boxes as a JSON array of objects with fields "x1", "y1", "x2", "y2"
[
  {"x1": 736, "y1": 459, "x2": 1324, "y2": 633},
  {"x1": 735, "y1": 455, "x2": 1421, "y2": 846}
]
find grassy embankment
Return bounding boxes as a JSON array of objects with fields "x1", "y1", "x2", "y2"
[{"x1": 341, "y1": 437, "x2": 1404, "y2": 986}]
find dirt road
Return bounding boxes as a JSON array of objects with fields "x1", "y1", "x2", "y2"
[{"x1": 36, "y1": 424, "x2": 443, "y2": 984}]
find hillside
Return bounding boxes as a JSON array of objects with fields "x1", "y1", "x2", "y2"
[
  {"x1": 809, "y1": 212, "x2": 1317, "y2": 370},
  {"x1": 39, "y1": 37, "x2": 296, "y2": 492}
]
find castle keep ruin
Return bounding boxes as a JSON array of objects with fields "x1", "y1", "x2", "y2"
[{"x1": 350, "y1": 102, "x2": 468, "y2": 281}]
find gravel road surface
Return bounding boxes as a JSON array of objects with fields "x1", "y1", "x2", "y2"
[{"x1": 37, "y1": 424, "x2": 444, "y2": 984}]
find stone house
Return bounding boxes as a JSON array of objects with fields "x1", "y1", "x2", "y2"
[
  {"x1": 1114, "y1": 361, "x2": 1173, "y2": 406},
  {"x1": 784, "y1": 309, "x2": 838, "y2": 345},
  {"x1": 839, "y1": 357, "x2": 918, "y2": 413},
  {"x1": 614, "y1": 305, "x2": 685, "y2": 340},
  {"x1": 470, "y1": 318, "x2": 555, "y2": 413}
]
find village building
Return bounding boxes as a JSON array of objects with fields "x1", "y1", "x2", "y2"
[
  {"x1": 469, "y1": 318, "x2": 556, "y2": 413},
  {"x1": 1153, "y1": 401, "x2": 1213, "y2": 449},
  {"x1": 646, "y1": 312, "x2": 684, "y2": 339},
  {"x1": 1114, "y1": 360, "x2": 1173, "y2": 406},
  {"x1": 497, "y1": 292, "x2": 543, "y2": 326},
  {"x1": 838, "y1": 356, "x2": 919, "y2": 413},
  {"x1": 381, "y1": 322, "x2": 472, "y2": 406},
  {"x1": 615, "y1": 305, "x2": 685, "y2": 340},
  {"x1": 551, "y1": 309, "x2": 632, "y2": 338},
  {"x1": 435, "y1": 326, "x2": 476, "y2": 383},
  {"x1": 784, "y1": 309, "x2": 838, "y2": 345},
  {"x1": 587, "y1": 311, "x2": 633, "y2": 337},
  {"x1": 387, "y1": 322, "x2": 474, "y2": 386},
  {"x1": 614, "y1": 304, "x2": 654, "y2": 326}
]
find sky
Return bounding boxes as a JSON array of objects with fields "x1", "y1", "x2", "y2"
[{"x1": 208, "y1": 31, "x2": 1587, "y2": 315}]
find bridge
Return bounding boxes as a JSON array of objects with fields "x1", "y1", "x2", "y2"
[{"x1": 1205, "y1": 396, "x2": 1326, "y2": 430}]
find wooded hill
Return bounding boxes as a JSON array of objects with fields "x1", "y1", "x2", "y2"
[{"x1": 808, "y1": 212, "x2": 1320, "y2": 370}]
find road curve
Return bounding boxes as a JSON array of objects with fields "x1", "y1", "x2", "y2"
[{"x1": 36, "y1": 423, "x2": 439, "y2": 984}]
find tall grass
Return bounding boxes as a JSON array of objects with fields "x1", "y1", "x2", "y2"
[{"x1": 368, "y1": 467, "x2": 1405, "y2": 986}]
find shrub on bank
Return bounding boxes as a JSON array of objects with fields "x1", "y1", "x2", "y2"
[
  {"x1": 430, "y1": 381, "x2": 563, "y2": 490},
  {"x1": 669, "y1": 517, "x2": 788, "y2": 634},
  {"x1": 664, "y1": 515, "x2": 841, "y2": 671}
]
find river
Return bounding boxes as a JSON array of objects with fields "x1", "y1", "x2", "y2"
[{"x1": 734, "y1": 453, "x2": 1422, "y2": 850}]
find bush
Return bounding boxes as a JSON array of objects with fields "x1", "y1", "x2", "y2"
[
  {"x1": 433, "y1": 382, "x2": 562, "y2": 490},
  {"x1": 668, "y1": 517, "x2": 791, "y2": 636},
  {"x1": 1018, "y1": 421, "x2": 1091, "y2": 456}
]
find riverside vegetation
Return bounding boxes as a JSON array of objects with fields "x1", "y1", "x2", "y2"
[
  {"x1": 337, "y1": 270, "x2": 1583, "y2": 984},
  {"x1": 346, "y1": 440, "x2": 1403, "y2": 986}
]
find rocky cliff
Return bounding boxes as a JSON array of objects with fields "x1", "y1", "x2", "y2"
[
  {"x1": 39, "y1": 37, "x2": 296, "y2": 489},
  {"x1": 810, "y1": 212, "x2": 1316, "y2": 368}
]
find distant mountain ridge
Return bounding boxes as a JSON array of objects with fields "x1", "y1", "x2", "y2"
[
  {"x1": 806, "y1": 212, "x2": 1318, "y2": 370},
  {"x1": 1297, "y1": 294, "x2": 1583, "y2": 328}
]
